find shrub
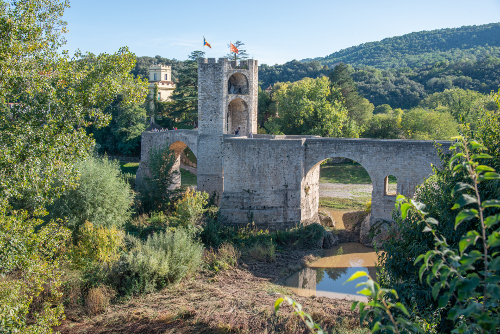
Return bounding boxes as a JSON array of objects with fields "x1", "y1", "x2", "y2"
[
  {"x1": 173, "y1": 188, "x2": 209, "y2": 226},
  {"x1": 124, "y1": 228, "x2": 203, "y2": 293},
  {"x1": 69, "y1": 222, "x2": 124, "y2": 269},
  {"x1": 0, "y1": 205, "x2": 70, "y2": 333},
  {"x1": 204, "y1": 242, "x2": 240, "y2": 272},
  {"x1": 84, "y1": 286, "x2": 115, "y2": 316},
  {"x1": 125, "y1": 212, "x2": 169, "y2": 240},
  {"x1": 47, "y1": 156, "x2": 134, "y2": 233}
]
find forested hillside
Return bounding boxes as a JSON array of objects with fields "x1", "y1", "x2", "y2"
[{"x1": 303, "y1": 22, "x2": 500, "y2": 69}]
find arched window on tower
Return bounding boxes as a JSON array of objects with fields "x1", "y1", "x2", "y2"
[
  {"x1": 165, "y1": 74, "x2": 168, "y2": 80},
  {"x1": 154, "y1": 73, "x2": 157, "y2": 81}
]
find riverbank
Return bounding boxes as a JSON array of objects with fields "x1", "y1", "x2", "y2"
[{"x1": 56, "y1": 248, "x2": 367, "y2": 334}]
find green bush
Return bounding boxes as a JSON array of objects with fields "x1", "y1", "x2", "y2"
[
  {"x1": 172, "y1": 188, "x2": 209, "y2": 226},
  {"x1": 124, "y1": 228, "x2": 203, "y2": 293},
  {"x1": 204, "y1": 242, "x2": 240, "y2": 272},
  {"x1": 69, "y1": 222, "x2": 125, "y2": 270},
  {"x1": 47, "y1": 156, "x2": 133, "y2": 233}
]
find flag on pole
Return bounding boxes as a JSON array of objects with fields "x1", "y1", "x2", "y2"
[
  {"x1": 203, "y1": 37, "x2": 211, "y2": 48},
  {"x1": 230, "y1": 42, "x2": 239, "y2": 54}
]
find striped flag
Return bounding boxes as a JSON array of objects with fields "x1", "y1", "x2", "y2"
[
  {"x1": 204, "y1": 37, "x2": 211, "y2": 48},
  {"x1": 230, "y1": 42, "x2": 239, "y2": 54}
]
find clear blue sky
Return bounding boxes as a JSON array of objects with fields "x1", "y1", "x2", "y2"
[{"x1": 63, "y1": 0, "x2": 500, "y2": 65}]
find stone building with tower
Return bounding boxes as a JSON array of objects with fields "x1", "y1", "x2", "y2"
[{"x1": 148, "y1": 64, "x2": 175, "y2": 111}]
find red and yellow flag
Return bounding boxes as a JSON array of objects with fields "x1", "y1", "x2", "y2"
[
  {"x1": 204, "y1": 37, "x2": 211, "y2": 48},
  {"x1": 230, "y1": 42, "x2": 239, "y2": 54}
]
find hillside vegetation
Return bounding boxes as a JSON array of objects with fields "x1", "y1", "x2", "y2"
[{"x1": 303, "y1": 22, "x2": 500, "y2": 69}]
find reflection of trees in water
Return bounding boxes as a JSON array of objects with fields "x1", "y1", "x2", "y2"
[{"x1": 315, "y1": 267, "x2": 349, "y2": 284}]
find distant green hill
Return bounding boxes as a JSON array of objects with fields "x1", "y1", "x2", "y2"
[{"x1": 303, "y1": 22, "x2": 500, "y2": 69}]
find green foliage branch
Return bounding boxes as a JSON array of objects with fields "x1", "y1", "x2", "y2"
[{"x1": 348, "y1": 136, "x2": 500, "y2": 333}]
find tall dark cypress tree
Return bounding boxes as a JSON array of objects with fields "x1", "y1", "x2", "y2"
[{"x1": 170, "y1": 50, "x2": 205, "y2": 126}]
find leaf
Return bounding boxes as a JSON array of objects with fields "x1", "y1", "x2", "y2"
[
  {"x1": 470, "y1": 153, "x2": 492, "y2": 160},
  {"x1": 345, "y1": 271, "x2": 368, "y2": 284},
  {"x1": 394, "y1": 302, "x2": 410, "y2": 316},
  {"x1": 448, "y1": 152, "x2": 465, "y2": 169},
  {"x1": 400, "y1": 203, "x2": 411, "y2": 220},
  {"x1": 485, "y1": 214, "x2": 500, "y2": 228},
  {"x1": 451, "y1": 194, "x2": 477, "y2": 210},
  {"x1": 476, "y1": 165, "x2": 495, "y2": 173},
  {"x1": 438, "y1": 294, "x2": 451, "y2": 308},
  {"x1": 459, "y1": 230, "x2": 480, "y2": 253},
  {"x1": 423, "y1": 226, "x2": 433, "y2": 233},
  {"x1": 455, "y1": 209, "x2": 478, "y2": 229},
  {"x1": 478, "y1": 172, "x2": 500, "y2": 181},
  {"x1": 425, "y1": 217, "x2": 439, "y2": 225},
  {"x1": 274, "y1": 298, "x2": 284, "y2": 312},
  {"x1": 356, "y1": 288, "x2": 372, "y2": 297},
  {"x1": 487, "y1": 232, "x2": 500, "y2": 248},
  {"x1": 482, "y1": 200, "x2": 500, "y2": 209},
  {"x1": 469, "y1": 140, "x2": 485, "y2": 150},
  {"x1": 451, "y1": 182, "x2": 474, "y2": 196}
]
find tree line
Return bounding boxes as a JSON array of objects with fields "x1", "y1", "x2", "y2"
[{"x1": 303, "y1": 22, "x2": 500, "y2": 69}]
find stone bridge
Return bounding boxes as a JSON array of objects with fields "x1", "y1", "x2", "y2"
[
  {"x1": 219, "y1": 135, "x2": 450, "y2": 230},
  {"x1": 136, "y1": 57, "x2": 452, "y2": 239}
]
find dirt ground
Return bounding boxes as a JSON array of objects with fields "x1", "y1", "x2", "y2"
[{"x1": 56, "y1": 249, "x2": 366, "y2": 334}]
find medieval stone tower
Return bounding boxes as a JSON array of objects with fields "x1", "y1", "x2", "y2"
[{"x1": 196, "y1": 58, "x2": 258, "y2": 197}]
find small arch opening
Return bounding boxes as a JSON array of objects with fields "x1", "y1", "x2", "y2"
[
  {"x1": 384, "y1": 175, "x2": 397, "y2": 196},
  {"x1": 227, "y1": 98, "x2": 248, "y2": 135},
  {"x1": 168, "y1": 141, "x2": 197, "y2": 189},
  {"x1": 228, "y1": 73, "x2": 248, "y2": 94}
]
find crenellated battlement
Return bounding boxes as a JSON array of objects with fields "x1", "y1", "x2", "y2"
[{"x1": 198, "y1": 58, "x2": 258, "y2": 70}]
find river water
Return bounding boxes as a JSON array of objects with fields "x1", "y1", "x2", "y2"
[{"x1": 283, "y1": 210, "x2": 379, "y2": 302}]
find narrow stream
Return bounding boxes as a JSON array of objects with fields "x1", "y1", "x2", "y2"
[{"x1": 284, "y1": 210, "x2": 379, "y2": 301}]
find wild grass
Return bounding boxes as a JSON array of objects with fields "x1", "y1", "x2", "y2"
[
  {"x1": 320, "y1": 162, "x2": 396, "y2": 184},
  {"x1": 119, "y1": 162, "x2": 139, "y2": 174},
  {"x1": 180, "y1": 168, "x2": 197, "y2": 187},
  {"x1": 319, "y1": 197, "x2": 369, "y2": 210}
]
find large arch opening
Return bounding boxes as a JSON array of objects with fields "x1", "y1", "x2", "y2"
[
  {"x1": 228, "y1": 72, "x2": 248, "y2": 95},
  {"x1": 168, "y1": 141, "x2": 197, "y2": 189},
  {"x1": 227, "y1": 98, "x2": 249, "y2": 135},
  {"x1": 302, "y1": 157, "x2": 373, "y2": 232}
]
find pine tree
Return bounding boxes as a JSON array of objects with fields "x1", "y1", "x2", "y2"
[
  {"x1": 329, "y1": 63, "x2": 374, "y2": 127},
  {"x1": 170, "y1": 51, "x2": 205, "y2": 126},
  {"x1": 226, "y1": 41, "x2": 249, "y2": 61}
]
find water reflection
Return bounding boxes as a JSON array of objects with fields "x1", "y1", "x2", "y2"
[{"x1": 284, "y1": 243, "x2": 379, "y2": 301}]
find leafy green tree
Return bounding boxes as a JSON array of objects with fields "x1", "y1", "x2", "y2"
[
  {"x1": 91, "y1": 95, "x2": 147, "y2": 156},
  {"x1": 401, "y1": 108, "x2": 459, "y2": 140},
  {"x1": 329, "y1": 63, "x2": 374, "y2": 128},
  {"x1": 419, "y1": 88, "x2": 494, "y2": 128},
  {"x1": 226, "y1": 40, "x2": 249, "y2": 61},
  {"x1": 0, "y1": 0, "x2": 147, "y2": 331},
  {"x1": 170, "y1": 51, "x2": 204, "y2": 126},
  {"x1": 272, "y1": 77, "x2": 351, "y2": 137},
  {"x1": 47, "y1": 156, "x2": 134, "y2": 234},
  {"x1": 362, "y1": 113, "x2": 403, "y2": 139},
  {"x1": 373, "y1": 104, "x2": 393, "y2": 114}
]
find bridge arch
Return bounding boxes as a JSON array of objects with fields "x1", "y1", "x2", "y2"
[
  {"x1": 301, "y1": 155, "x2": 375, "y2": 224},
  {"x1": 135, "y1": 130, "x2": 199, "y2": 191}
]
